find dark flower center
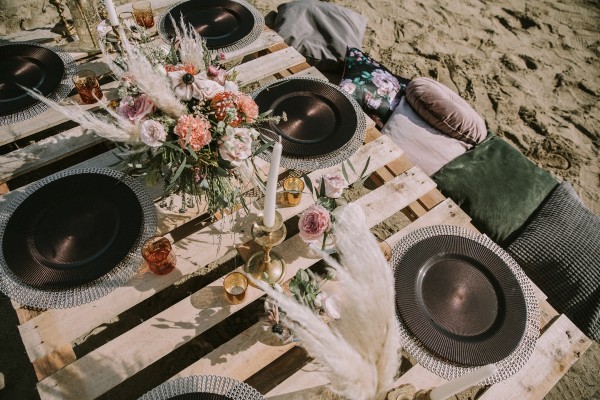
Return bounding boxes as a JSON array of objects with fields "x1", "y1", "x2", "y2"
[
  {"x1": 182, "y1": 73, "x2": 195, "y2": 84},
  {"x1": 271, "y1": 324, "x2": 284, "y2": 335}
]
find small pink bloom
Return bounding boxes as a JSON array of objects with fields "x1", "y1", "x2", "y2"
[
  {"x1": 339, "y1": 79, "x2": 356, "y2": 95},
  {"x1": 173, "y1": 115, "x2": 212, "y2": 151},
  {"x1": 219, "y1": 128, "x2": 254, "y2": 166},
  {"x1": 320, "y1": 173, "x2": 348, "y2": 199},
  {"x1": 139, "y1": 120, "x2": 166, "y2": 147},
  {"x1": 117, "y1": 94, "x2": 155, "y2": 122},
  {"x1": 298, "y1": 204, "x2": 331, "y2": 243},
  {"x1": 208, "y1": 65, "x2": 227, "y2": 85}
]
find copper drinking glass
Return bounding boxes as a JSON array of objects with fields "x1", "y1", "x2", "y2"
[
  {"x1": 141, "y1": 236, "x2": 176, "y2": 275},
  {"x1": 223, "y1": 272, "x2": 248, "y2": 304},
  {"x1": 283, "y1": 176, "x2": 304, "y2": 207},
  {"x1": 132, "y1": 1, "x2": 154, "y2": 28},
  {"x1": 72, "y1": 70, "x2": 103, "y2": 104}
]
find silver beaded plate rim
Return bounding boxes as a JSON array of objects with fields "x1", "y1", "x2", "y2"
[
  {"x1": 157, "y1": 0, "x2": 265, "y2": 54},
  {"x1": 0, "y1": 168, "x2": 157, "y2": 309},
  {"x1": 0, "y1": 41, "x2": 76, "y2": 126},
  {"x1": 252, "y1": 76, "x2": 367, "y2": 172},
  {"x1": 138, "y1": 375, "x2": 265, "y2": 400},
  {"x1": 391, "y1": 225, "x2": 540, "y2": 384}
]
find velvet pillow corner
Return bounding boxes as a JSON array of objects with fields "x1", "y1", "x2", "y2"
[{"x1": 339, "y1": 47, "x2": 409, "y2": 129}]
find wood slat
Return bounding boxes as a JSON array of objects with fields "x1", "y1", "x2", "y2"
[
  {"x1": 479, "y1": 314, "x2": 592, "y2": 400},
  {"x1": 235, "y1": 47, "x2": 306, "y2": 86},
  {"x1": 0, "y1": 75, "x2": 117, "y2": 148},
  {"x1": 36, "y1": 168, "x2": 435, "y2": 399},
  {"x1": 19, "y1": 135, "x2": 402, "y2": 363}
]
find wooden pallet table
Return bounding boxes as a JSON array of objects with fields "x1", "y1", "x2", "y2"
[{"x1": 1, "y1": 14, "x2": 591, "y2": 400}]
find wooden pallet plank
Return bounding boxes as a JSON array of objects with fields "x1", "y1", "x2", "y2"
[
  {"x1": 479, "y1": 315, "x2": 592, "y2": 400},
  {"x1": 36, "y1": 168, "x2": 435, "y2": 399},
  {"x1": 19, "y1": 135, "x2": 402, "y2": 363},
  {"x1": 0, "y1": 79, "x2": 118, "y2": 148},
  {"x1": 235, "y1": 47, "x2": 306, "y2": 87},
  {"x1": 0, "y1": 126, "x2": 106, "y2": 185}
]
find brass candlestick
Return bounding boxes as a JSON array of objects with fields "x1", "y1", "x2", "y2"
[
  {"x1": 49, "y1": 0, "x2": 76, "y2": 41},
  {"x1": 245, "y1": 211, "x2": 287, "y2": 284}
]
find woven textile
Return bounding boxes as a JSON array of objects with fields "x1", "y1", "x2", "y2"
[{"x1": 507, "y1": 181, "x2": 600, "y2": 340}]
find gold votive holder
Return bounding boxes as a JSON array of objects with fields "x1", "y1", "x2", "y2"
[
  {"x1": 245, "y1": 211, "x2": 287, "y2": 284},
  {"x1": 223, "y1": 272, "x2": 248, "y2": 304},
  {"x1": 282, "y1": 176, "x2": 304, "y2": 207}
]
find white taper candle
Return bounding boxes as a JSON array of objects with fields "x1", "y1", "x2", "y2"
[
  {"x1": 263, "y1": 137, "x2": 282, "y2": 228},
  {"x1": 104, "y1": 0, "x2": 120, "y2": 26},
  {"x1": 429, "y1": 364, "x2": 498, "y2": 400}
]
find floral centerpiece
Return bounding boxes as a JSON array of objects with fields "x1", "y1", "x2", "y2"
[{"x1": 27, "y1": 21, "x2": 280, "y2": 216}]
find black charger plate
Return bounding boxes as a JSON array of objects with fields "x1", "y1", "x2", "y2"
[
  {"x1": 2, "y1": 173, "x2": 143, "y2": 290},
  {"x1": 160, "y1": 0, "x2": 255, "y2": 49},
  {"x1": 253, "y1": 79, "x2": 358, "y2": 158},
  {"x1": 395, "y1": 234, "x2": 527, "y2": 366},
  {"x1": 0, "y1": 44, "x2": 65, "y2": 115}
]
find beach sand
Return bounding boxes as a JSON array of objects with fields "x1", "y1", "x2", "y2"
[{"x1": 0, "y1": 0, "x2": 598, "y2": 399}]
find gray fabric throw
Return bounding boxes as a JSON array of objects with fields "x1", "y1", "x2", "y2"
[
  {"x1": 274, "y1": 0, "x2": 367, "y2": 71},
  {"x1": 507, "y1": 182, "x2": 600, "y2": 340}
]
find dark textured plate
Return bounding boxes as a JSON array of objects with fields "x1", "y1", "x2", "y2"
[
  {"x1": 0, "y1": 44, "x2": 65, "y2": 115},
  {"x1": 253, "y1": 79, "x2": 358, "y2": 157},
  {"x1": 395, "y1": 234, "x2": 527, "y2": 366},
  {"x1": 161, "y1": 0, "x2": 254, "y2": 49},
  {"x1": 2, "y1": 173, "x2": 143, "y2": 290}
]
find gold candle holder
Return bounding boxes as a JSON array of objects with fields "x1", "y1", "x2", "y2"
[
  {"x1": 282, "y1": 176, "x2": 304, "y2": 207},
  {"x1": 245, "y1": 211, "x2": 287, "y2": 284},
  {"x1": 223, "y1": 272, "x2": 248, "y2": 304}
]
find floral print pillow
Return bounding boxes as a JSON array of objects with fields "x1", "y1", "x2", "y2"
[{"x1": 339, "y1": 47, "x2": 409, "y2": 129}]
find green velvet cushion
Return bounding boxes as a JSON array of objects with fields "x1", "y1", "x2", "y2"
[{"x1": 432, "y1": 133, "x2": 558, "y2": 244}]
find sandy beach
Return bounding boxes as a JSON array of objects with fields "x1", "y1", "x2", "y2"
[{"x1": 0, "y1": 0, "x2": 598, "y2": 398}]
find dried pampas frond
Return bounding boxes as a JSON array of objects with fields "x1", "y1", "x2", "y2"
[
  {"x1": 256, "y1": 204, "x2": 401, "y2": 400},
  {"x1": 21, "y1": 87, "x2": 140, "y2": 144},
  {"x1": 123, "y1": 45, "x2": 187, "y2": 117},
  {"x1": 171, "y1": 15, "x2": 206, "y2": 71}
]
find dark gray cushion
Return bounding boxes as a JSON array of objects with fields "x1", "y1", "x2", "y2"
[
  {"x1": 274, "y1": 0, "x2": 367, "y2": 71},
  {"x1": 507, "y1": 182, "x2": 600, "y2": 340}
]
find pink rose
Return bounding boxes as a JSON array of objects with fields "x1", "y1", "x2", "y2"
[
  {"x1": 339, "y1": 79, "x2": 356, "y2": 95},
  {"x1": 139, "y1": 120, "x2": 166, "y2": 147},
  {"x1": 117, "y1": 94, "x2": 155, "y2": 122},
  {"x1": 298, "y1": 204, "x2": 331, "y2": 243},
  {"x1": 320, "y1": 173, "x2": 348, "y2": 198},
  {"x1": 174, "y1": 115, "x2": 212, "y2": 151},
  {"x1": 219, "y1": 127, "x2": 254, "y2": 166},
  {"x1": 371, "y1": 69, "x2": 400, "y2": 99}
]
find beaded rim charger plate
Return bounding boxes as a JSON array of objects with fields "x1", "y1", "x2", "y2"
[
  {"x1": 0, "y1": 168, "x2": 157, "y2": 309},
  {"x1": 392, "y1": 225, "x2": 540, "y2": 384},
  {"x1": 158, "y1": 0, "x2": 264, "y2": 53},
  {"x1": 139, "y1": 375, "x2": 264, "y2": 400},
  {"x1": 0, "y1": 42, "x2": 76, "y2": 125},
  {"x1": 253, "y1": 77, "x2": 366, "y2": 171}
]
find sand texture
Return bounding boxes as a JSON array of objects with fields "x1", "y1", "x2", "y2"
[{"x1": 254, "y1": 0, "x2": 600, "y2": 214}]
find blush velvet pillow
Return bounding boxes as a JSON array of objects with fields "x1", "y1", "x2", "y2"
[
  {"x1": 382, "y1": 97, "x2": 471, "y2": 176},
  {"x1": 406, "y1": 77, "x2": 487, "y2": 145},
  {"x1": 339, "y1": 47, "x2": 410, "y2": 129},
  {"x1": 274, "y1": 0, "x2": 368, "y2": 72}
]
